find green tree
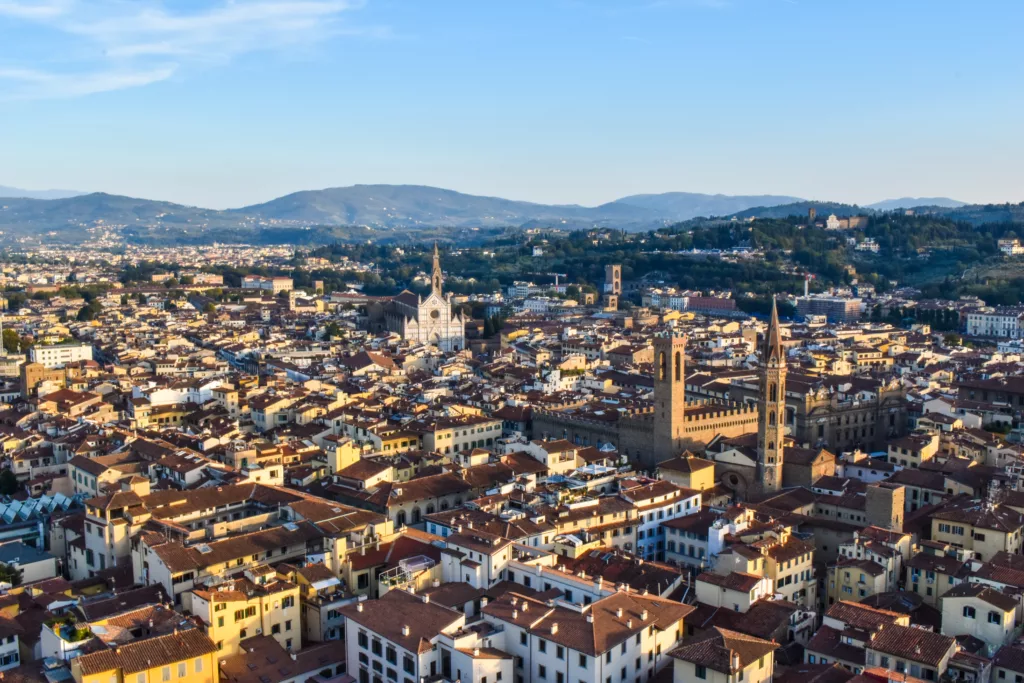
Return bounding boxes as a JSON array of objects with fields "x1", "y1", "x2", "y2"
[
  {"x1": 483, "y1": 317, "x2": 495, "y2": 338},
  {"x1": 0, "y1": 562, "x2": 22, "y2": 587},
  {"x1": 324, "y1": 322, "x2": 341, "y2": 339},
  {"x1": 0, "y1": 469, "x2": 18, "y2": 495},
  {"x1": 2, "y1": 329, "x2": 20, "y2": 354},
  {"x1": 203, "y1": 302, "x2": 217, "y2": 314}
]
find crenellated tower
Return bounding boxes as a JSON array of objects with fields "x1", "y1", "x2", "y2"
[
  {"x1": 652, "y1": 329, "x2": 688, "y2": 463},
  {"x1": 757, "y1": 297, "x2": 787, "y2": 495}
]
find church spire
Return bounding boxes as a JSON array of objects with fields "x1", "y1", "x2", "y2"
[
  {"x1": 431, "y1": 243, "x2": 443, "y2": 297},
  {"x1": 766, "y1": 296, "x2": 784, "y2": 361},
  {"x1": 757, "y1": 294, "x2": 787, "y2": 497}
]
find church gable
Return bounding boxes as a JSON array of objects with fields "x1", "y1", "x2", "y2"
[
  {"x1": 420, "y1": 292, "x2": 448, "y2": 310},
  {"x1": 712, "y1": 447, "x2": 758, "y2": 469}
]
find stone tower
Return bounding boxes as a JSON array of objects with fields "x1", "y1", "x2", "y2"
[
  {"x1": 757, "y1": 297, "x2": 787, "y2": 495},
  {"x1": 431, "y1": 243, "x2": 444, "y2": 297},
  {"x1": 866, "y1": 482, "x2": 905, "y2": 530},
  {"x1": 605, "y1": 264, "x2": 622, "y2": 295},
  {"x1": 653, "y1": 329, "x2": 688, "y2": 463},
  {"x1": 604, "y1": 264, "x2": 622, "y2": 311}
]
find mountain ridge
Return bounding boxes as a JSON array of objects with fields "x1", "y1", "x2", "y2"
[
  {"x1": 0, "y1": 185, "x2": 1017, "y2": 245},
  {"x1": 0, "y1": 185, "x2": 83, "y2": 200},
  {"x1": 0, "y1": 185, "x2": 807, "y2": 240},
  {"x1": 866, "y1": 197, "x2": 965, "y2": 210}
]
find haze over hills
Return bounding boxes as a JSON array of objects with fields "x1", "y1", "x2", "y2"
[
  {"x1": 866, "y1": 197, "x2": 966, "y2": 210},
  {"x1": 0, "y1": 185, "x2": 83, "y2": 200},
  {"x1": 610, "y1": 192, "x2": 803, "y2": 219},
  {"x1": 0, "y1": 184, "x2": 1016, "y2": 245},
  {"x1": 232, "y1": 184, "x2": 663, "y2": 228},
  {"x1": 0, "y1": 185, "x2": 811, "y2": 242}
]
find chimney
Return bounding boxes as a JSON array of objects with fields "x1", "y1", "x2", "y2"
[
  {"x1": 481, "y1": 597, "x2": 488, "y2": 608},
  {"x1": 290, "y1": 653, "x2": 297, "y2": 661},
  {"x1": 357, "y1": 603, "x2": 363, "y2": 612},
  {"x1": 513, "y1": 610, "x2": 518, "y2": 620},
  {"x1": 641, "y1": 610, "x2": 648, "y2": 621},
  {"x1": 402, "y1": 625, "x2": 410, "y2": 636},
  {"x1": 551, "y1": 623, "x2": 558, "y2": 635},
  {"x1": 522, "y1": 603, "x2": 529, "y2": 612},
  {"x1": 732, "y1": 652, "x2": 740, "y2": 672},
  {"x1": 474, "y1": 648, "x2": 480, "y2": 657},
  {"x1": 586, "y1": 614, "x2": 594, "y2": 623},
  {"x1": 627, "y1": 619, "x2": 632, "y2": 629},
  {"x1": 421, "y1": 594, "x2": 430, "y2": 604},
  {"x1": 616, "y1": 608, "x2": 623, "y2": 618},
  {"x1": 433, "y1": 579, "x2": 440, "y2": 588}
]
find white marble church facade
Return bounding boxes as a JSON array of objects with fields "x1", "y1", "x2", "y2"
[{"x1": 385, "y1": 245, "x2": 466, "y2": 352}]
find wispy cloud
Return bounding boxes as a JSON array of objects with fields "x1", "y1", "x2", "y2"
[
  {"x1": 0, "y1": 1, "x2": 69, "y2": 20},
  {"x1": 0, "y1": 64, "x2": 176, "y2": 99},
  {"x1": 0, "y1": 0, "x2": 381, "y2": 100}
]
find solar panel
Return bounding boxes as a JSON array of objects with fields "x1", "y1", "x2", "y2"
[{"x1": 19, "y1": 501, "x2": 37, "y2": 520}]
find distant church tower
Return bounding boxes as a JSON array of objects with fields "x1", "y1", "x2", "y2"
[
  {"x1": 652, "y1": 329, "x2": 688, "y2": 463},
  {"x1": 382, "y1": 243, "x2": 465, "y2": 352},
  {"x1": 757, "y1": 297, "x2": 787, "y2": 495},
  {"x1": 431, "y1": 243, "x2": 444, "y2": 296}
]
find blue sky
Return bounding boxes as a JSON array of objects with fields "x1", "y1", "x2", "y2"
[{"x1": 1, "y1": 0, "x2": 1022, "y2": 209}]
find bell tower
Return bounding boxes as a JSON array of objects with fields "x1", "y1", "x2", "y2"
[
  {"x1": 652, "y1": 329, "x2": 687, "y2": 463},
  {"x1": 757, "y1": 297, "x2": 787, "y2": 495},
  {"x1": 431, "y1": 243, "x2": 444, "y2": 297}
]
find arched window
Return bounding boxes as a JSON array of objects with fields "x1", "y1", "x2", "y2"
[
  {"x1": 659, "y1": 352, "x2": 667, "y2": 381},
  {"x1": 396, "y1": 510, "x2": 407, "y2": 527},
  {"x1": 411, "y1": 507, "x2": 421, "y2": 524},
  {"x1": 769, "y1": 411, "x2": 776, "y2": 426},
  {"x1": 768, "y1": 441, "x2": 775, "y2": 451},
  {"x1": 674, "y1": 352, "x2": 681, "y2": 381},
  {"x1": 426, "y1": 503, "x2": 435, "y2": 515},
  {"x1": 769, "y1": 383, "x2": 777, "y2": 402}
]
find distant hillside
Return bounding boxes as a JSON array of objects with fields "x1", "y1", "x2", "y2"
[
  {"x1": 867, "y1": 197, "x2": 965, "y2": 211},
  {"x1": 0, "y1": 193, "x2": 229, "y2": 242},
  {"x1": 0, "y1": 185, "x2": 82, "y2": 200},
  {"x1": 232, "y1": 184, "x2": 662, "y2": 229},
  {"x1": 0, "y1": 185, "x2": 812, "y2": 244},
  {"x1": 1, "y1": 185, "x2": 1019, "y2": 245},
  {"x1": 727, "y1": 201, "x2": 868, "y2": 220},
  {"x1": 610, "y1": 192, "x2": 802, "y2": 221},
  {"x1": 937, "y1": 202, "x2": 1024, "y2": 226}
]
